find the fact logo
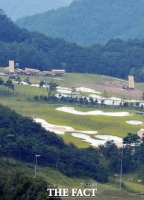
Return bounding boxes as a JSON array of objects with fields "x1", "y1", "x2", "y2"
[{"x1": 47, "y1": 183, "x2": 97, "y2": 197}]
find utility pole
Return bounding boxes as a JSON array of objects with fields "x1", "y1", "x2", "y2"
[
  {"x1": 119, "y1": 145, "x2": 124, "y2": 189},
  {"x1": 35, "y1": 154, "x2": 40, "y2": 178}
]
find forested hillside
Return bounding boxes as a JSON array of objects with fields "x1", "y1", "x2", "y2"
[
  {"x1": 16, "y1": 0, "x2": 144, "y2": 46},
  {"x1": 0, "y1": 103, "x2": 108, "y2": 183},
  {"x1": 1, "y1": 10, "x2": 144, "y2": 81},
  {"x1": 0, "y1": 0, "x2": 72, "y2": 20},
  {"x1": 0, "y1": 169, "x2": 60, "y2": 200}
]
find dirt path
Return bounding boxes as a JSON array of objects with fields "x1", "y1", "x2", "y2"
[{"x1": 94, "y1": 80, "x2": 143, "y2": 99}]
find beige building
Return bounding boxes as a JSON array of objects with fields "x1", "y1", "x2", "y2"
[
  {"x1": 9, "y1": 60, "x2": 14, "y2": 73},
  {"x1": 128, "y1": 75, "x2": 134, "y2": 89}
]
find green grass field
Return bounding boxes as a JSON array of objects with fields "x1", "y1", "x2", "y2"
[
  {"x1": 0, "y1": 73, "x2": 144, "y2": 148},
  {"x1": 0, "y1": 97, "x2": 143, "y2": 146},
  {"x1": 0, "y1": 72, "x2": 144, "y2": 199}
]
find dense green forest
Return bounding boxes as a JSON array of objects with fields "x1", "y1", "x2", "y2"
[
  {"x1": 0, "y1": 0, "x2": 72, "y2": 20},
  {"x1": 15, "y1": 0, "x2": 144, "y2": 46},
  {"x1": 0, "y1": 169, "x2": 61, "y2": 199},
  {"x1": 1, "y1": 10, "x2": 144, "y2": 81}
]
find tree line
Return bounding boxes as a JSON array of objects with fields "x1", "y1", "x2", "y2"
[{"x1": 1, "y1": 10, "x2": 144, "y2": 82}]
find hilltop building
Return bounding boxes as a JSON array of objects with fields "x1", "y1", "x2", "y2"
[
  {"x1": 128, "y1": 75, "x2": 134, "y2": 89},
  {"x1": 4, "y1": 60, "x2": 15, "y2": 74}
]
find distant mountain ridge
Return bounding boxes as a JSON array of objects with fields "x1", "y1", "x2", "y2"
[
  {"x1": 16, "y1": 0, "x2": 144, "y2": 46},
  {"x1": 0, "y1": 0, "x2": 72, "y2": 20},
  {"x1": 1, "y1": 10, "x2": 144, "y2": 82}
]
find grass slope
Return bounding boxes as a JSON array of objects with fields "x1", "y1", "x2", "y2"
[
  {"x1": 0, "y1": 156, "x2": 144, "y2": 200},
  {"x1": 0, "y1": 73, "x2": 144, "y2": 148},
  {"x1": 0, "y1": 73, "x2": 144, "y2": 199}
]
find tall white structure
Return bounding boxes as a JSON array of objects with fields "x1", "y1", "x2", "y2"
[
  {"x1": 9, "y1": 60, "x2": 14, "y2": 74},
  {"x1": 128, "y1": 75, "x2": 134, "y2": 89}
]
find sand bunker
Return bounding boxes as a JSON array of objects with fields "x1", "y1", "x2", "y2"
[
  {"x1": 17, "y1": 83, "x2": 101, "y2": 94},
  {"x1": 56, "y1": 107, "x2": 130, "y2": 116},
  {"x1": 126, "y1": 120, "x2": 143, "y2": 125},
  {"x1": 34, "y1": 118, "x2": 97, "y2": 135},
  {"x1": 72, "y1": 133, "x2": 123, "y2": 147},
  {"x1": 76, "y1": 87, "x2": 101, "y2": 94},
  {"x1": 34, "y1": 118, "x2": 75, "y2": 134},
  {"x1": 57, "y1": 86, "x2": 101, "y2": 95},
  {"x1": 14, "y1": 82, "x2": 144, "y2": 106},
  {"x1": 71, "y1": 133, "x2": 106, "y2": 146},
  {"x1": 89, "y1": 94, "x2": 143, "y2": 106},
  {"x1": 57, "y1": 86, "x2": 73, "y2": 94},
  {"x1": 34, "y1": 118, "x2": 123, "y2": 146}
]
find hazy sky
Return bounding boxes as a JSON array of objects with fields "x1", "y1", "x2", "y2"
[{"x1": 0, "y1": 0, "x2": 73, "y2": 20}]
